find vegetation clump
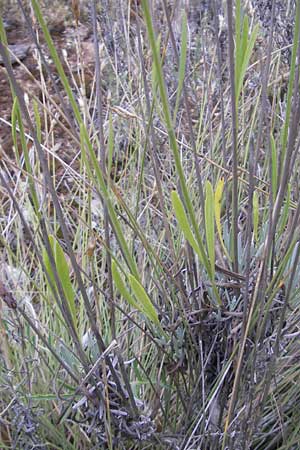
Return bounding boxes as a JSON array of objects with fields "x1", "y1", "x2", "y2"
[{"x1": 0, "y1": 1, "x2": 299, "y2": 449}]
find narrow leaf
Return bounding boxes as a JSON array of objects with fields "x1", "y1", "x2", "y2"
[
  {"x1": 205, "y1": 181, "x2": 215, "y2": 278},
  {"x1": 54, "y1": 240, "x2": 76, "y2": 325},
  {"x1": 171, "y1": 191, "x2": 207, "y2": 269},
  {"x1": 107, "y1": 112, "x2": 114, "y2": 184},
  {"x1": 253, "y1": 191, "x2": 259, "y2": 242},
  {"x1": 236, "y1": 21, "x2": 259, "y2": 103},
  {"x1": 270, "y1": 133, "x2": 277, "y2": 196},
  {"x1": 214, "y1": 178, "x2": 231, "y2": 260},
  {"x1": 112, "y1": 261, "x2": 139, "y2": 310},
  {"x1": 278, "y1": 184, "x2": 291, "y2": 237},
  {"x1": 42, "y1": 235, "x2": 76, "y2": 329},
  {"x1": 151, "y1": 35, "x2": 161, "y2": 95},
  {"x1": 11, "y1": 97, "x2": 20, "y2": 161},
  {"x1": 128, "y1": 274, "x2": 160, "y2": 326},
  {"x1": 173, "y1": 11, "x2": 187, "y2": 122},
  {"x1": 33, "y1": 99, "x2": 41, "y2": 143}
]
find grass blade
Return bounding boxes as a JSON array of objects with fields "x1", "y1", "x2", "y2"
[{"x1": 205, "y1": 181, "x2": 215, "y2": 279}]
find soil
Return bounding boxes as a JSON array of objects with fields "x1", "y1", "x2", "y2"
[{"x1": 0, "y1": 7, "x2": 94, "y2": 169}]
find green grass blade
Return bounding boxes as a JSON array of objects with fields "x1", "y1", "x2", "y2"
[
  {"x1": 253, "y1": 191, "x2": 259, "y2": 243},
  {"x1": 171, "y1": 190, "x2": 221, "y2": 306},
  {"x1": 107, "y1": 113, "x2": 114, "y2": 184},
  {"x1": 11, "y1": 96, "x2": 20, "y2": 162},
  {"x1": 205, "y1": 181, "x2": 215, "y2": 279},
  {"x1": 270, "y1": 133, "x2": 278, "y2": 195},
  {"x1": 128, "y1": 274, "x2": 160, "y2": 327},
  {"x1": 171, "y1": 190, "x2": 209, "y2": 273},
  {"x1": 173, "y1": 11, "x2": 187, "y2": 123},
  {"x1": 54, "y1": 240, "x2": 76, "y2": 326},
  {"x1": 235, "y1": 0, "x2": 242, "y2": 63},
  {"x1": 33, "y1": 99, "x2": 42, "y2": 143},
  {"x1": 277, "y1": 184, "x2": 291, "y2": 237},
  {"x1": 214, "y1": 178, "x2": 231, "y2": 261},
  {"x1": 42, "y1": 235, "x2": 77, "y2": 330},
  {"x1": 151, "y1": 35, "x2": 161, "y2": 94},
  {"x1": 111, "y1": 261, "x2": 139, "y2": 310},
  {"x1": 236, "y1": 23, "x2": 259, "y2": 103}
]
